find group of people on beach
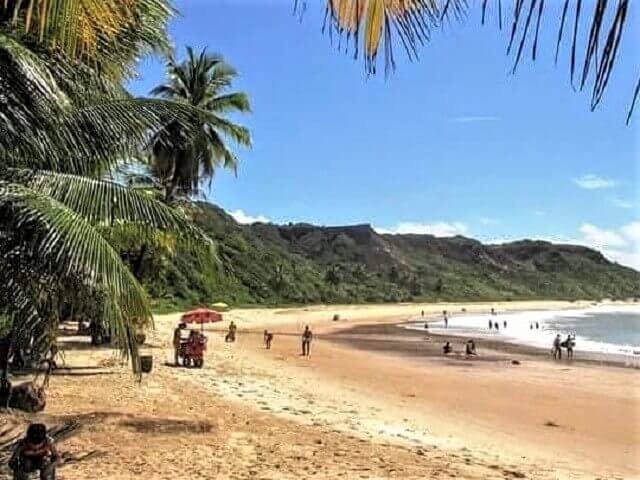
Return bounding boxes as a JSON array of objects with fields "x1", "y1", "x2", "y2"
[
  {"x1": 552, "y1": 334, "x2": 576, "y2": 360},
  {"x1": 442, "y1": 339, "x2": 477, "y2": 356},
  {"x1": 172, "y1": 321, "x2": 315, "y2": 365}
]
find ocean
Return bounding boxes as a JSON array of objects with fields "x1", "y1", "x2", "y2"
[{"x1": 404, "y1": 305, "x2": 640, "y2": 358}]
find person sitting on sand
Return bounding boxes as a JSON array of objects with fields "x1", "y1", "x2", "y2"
[
  {"x1": 443, "y1": 342, "x2": 452, "y2": 355},
  {"x1": 225, "y1": 321, "x2": 237, "y2": 343},
  {"x1": 465, "y1": 339, "x2": 477, "y2": 355},
  {"x1": 264, "y1": 330, "x2": 274, "y2": 350},
  {"x1": 173, "y1": 322, "x2": 186, "y2": 365},
  {"x1": 552, "y1": 334, "x2": 562, "y2": 360},
  {"x1": 301, "y1": 325, "x2": 313, "y2": 356},
  {"x1": 9, "y1": 423, "x2": 59, "y2": 480}
]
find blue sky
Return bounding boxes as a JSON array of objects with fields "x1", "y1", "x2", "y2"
[{"x1": 129, "y1": 1, "x2": 639, "y2": 269}]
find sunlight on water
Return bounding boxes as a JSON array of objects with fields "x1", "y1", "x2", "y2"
[{"x1": 404, "y1": 305, "x2": 640, "y2": 357}]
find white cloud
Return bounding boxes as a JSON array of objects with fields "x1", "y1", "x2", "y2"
[
  {"x1": 575, "y1": 221, "x2": 640, "y2": 270},
  {"x1": 229, "y1": 209, "x2": 270, "y2": 225},
  {"x1": 601, "y1": 249, "x2": 640, "y2": 271},
  {"x1": 450, "y1": 115, "x2": 500, "y2": 123},
  {"x1": 479, "y1": 217, "x2": 500, "y2": 225},
  {"x1": 578, "y1": 223, "x2": 627, "y2": 248},
  {"x1": 620, "y1": 221, "x2": 640, "y2": 244},
  {"x1": 375, "y1": 221, "x2": 468, "y2": 237},
  {"x1": 486, "y1": 222, "x2": 640, "y2": 271},
  {"x1": 572, "y1": 174, "x2": 617, "y2": 190},
  {"x1": 610, "y1": 197, "x2": 634, "y2": 209},
  {"x1": 533, "y1": 210, "x2": 545, "y2": 217}
]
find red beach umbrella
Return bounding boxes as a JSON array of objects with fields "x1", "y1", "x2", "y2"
[{"x1": 181, "y1": 308, "x2": 223, "y2": 331}]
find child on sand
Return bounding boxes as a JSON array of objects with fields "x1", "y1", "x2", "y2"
[{"x1": 10, "y1": 423, "x2": 59, "y2": 480}]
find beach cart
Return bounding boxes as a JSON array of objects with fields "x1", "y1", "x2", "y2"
[{"x1": 178, "y1": 309, "x2": 223, "y2": 368}]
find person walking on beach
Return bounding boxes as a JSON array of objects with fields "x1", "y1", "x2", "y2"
[
  {"x1": 443, "y1": 312, "x2": 448, "y2": 329},
  {"x1": 488, "y1": 319, "x2": 493, "y2": 329},
  {"x1": 552, "y1": 334, "x2": 562, "y2": 359},
  {"x1": 503, "y1": 320, "x2": 507, "y2": 328},
  {"x1": 264, "y1": 330, "x2": 274, "y2": 350},
  {"x1": 301, "y1": 325, "x2": 313, "y2": 356},
  {"x1": 225, "y1": 321, "x2": 237, "y2": 343}
]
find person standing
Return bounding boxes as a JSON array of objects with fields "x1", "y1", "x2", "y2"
[
  {"x1": 264, "y1": 330, "x2": 274, "y2": 350},
  {"x1": 443, "y1": 313, "x2": 448, "y2": 329},
  {"x1": 565, "y1": 334, "x2": 574, "y2": 359},
  {"x1": 301, "y1": 325, "x2": 313, "y2": 357},
  {"x1": 225, "y1": 321, "x2": 237, "y2": 343},
  {"x1": 552, "y1": 334, "x2": 562, "y2": 360},
  {"x1": 173, "y1": 322, "x2": 186, "y2": 366}
]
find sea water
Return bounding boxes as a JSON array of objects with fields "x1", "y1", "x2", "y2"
[{"x1": 404, "y1": 305, "x2": 640, "y2": 358}]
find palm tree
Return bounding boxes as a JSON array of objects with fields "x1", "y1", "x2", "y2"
[
  {"x1": 0, "y1": 1, "x2": 214, "y2": 377},
  {"x1": 151, "y1": 47, "x2": 252, "y2": 202},
  {"x1": 295, "y1": 1, "x2": 638, "y2": 122}
]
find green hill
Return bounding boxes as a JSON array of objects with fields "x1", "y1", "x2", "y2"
[{"x1": 132, "y1": 202, "x2": 640, "y2": 311}]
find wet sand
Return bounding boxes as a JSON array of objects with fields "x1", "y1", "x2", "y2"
[
  {"x1": 327, "y1": 320, "x2": 640, "y2": 369},
  {"x1": 1, "y1": 300, "x2": 637, "y2": 479}
]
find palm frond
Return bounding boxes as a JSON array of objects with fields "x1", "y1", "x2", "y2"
[
  {"x1": 0, "y1": 181, "x2": 151, "y2": 368},
  {"x1": 1, "y1": 0, "x2": 176, "y2": 79},
  {"x1": 2, "y1": 169, "x2": 212, "y2": 246},
  {"x1": 206, "y1": 92, "x2": 252, "y2": 113},
  {"x1": 296, "y1": 0, "x2": 637, "y2": 120}
]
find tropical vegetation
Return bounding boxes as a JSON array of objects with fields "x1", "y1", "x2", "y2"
[
  {"x1": 0, "y1": 1, "x2": 221, "y2": 377},
  {"x1": 150, "y1": 46, "x2": 251, "y2": 202},
  {"x1": 140, "y1": 203, "x2": 640, "y2": 311}
]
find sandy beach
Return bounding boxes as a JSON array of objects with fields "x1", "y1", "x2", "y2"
[{"x1": 1, "y1": 300, "x2": 638, "y2": 479}]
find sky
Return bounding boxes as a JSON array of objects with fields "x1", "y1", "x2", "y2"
[{"x1": 129, "y1": 0, "x2": 639, "y2": 269}]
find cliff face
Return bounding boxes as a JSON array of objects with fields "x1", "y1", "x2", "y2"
[{"x1": 138, "y1": 203, "x2": 640, "y2": 310}]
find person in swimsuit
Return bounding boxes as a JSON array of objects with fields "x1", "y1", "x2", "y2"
[
  {"x1": 173, "y1": 322, "x2": 186, "y2": 365},
  {"x1": 10, "y1": 423, "x2": 59, "y2": 480},
  {"x1": 301, "y1": 325, "x2": 313, "y2": 356},
  {"x1": 552, "y1": 334, "x2": 562, "y2": 359},
  {"x1": 225, "y1": 321, "x2": 237, "y2": 343},
  {"x1": 264, "y1": 330, "x2": 274, "y2": 350}
]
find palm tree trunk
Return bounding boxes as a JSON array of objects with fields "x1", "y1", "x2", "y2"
[
  {"x1": 0, "y1": 336, "x2": 10, "y2": 383},
  {"x1": 133, "y1": 243, "x2": 148, "y2": 280}
]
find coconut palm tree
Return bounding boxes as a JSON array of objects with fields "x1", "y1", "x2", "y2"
[
  {"x1": 150, "y1": 47, "x2": 252, "y2": 202},
  {"x1": 295, "y1": 0, "x2": 638, "y2": 122},
  {"x1": 0, "y1": 1, "x2": 215, "y2": 376}
]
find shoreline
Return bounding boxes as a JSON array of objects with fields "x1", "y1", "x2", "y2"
[
  {"x1": 5, "y1": 300, "x2": 636, "y2": 479},
  {"x1": 326, "y1": 318, "x2": 640, "y2": 370}
]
